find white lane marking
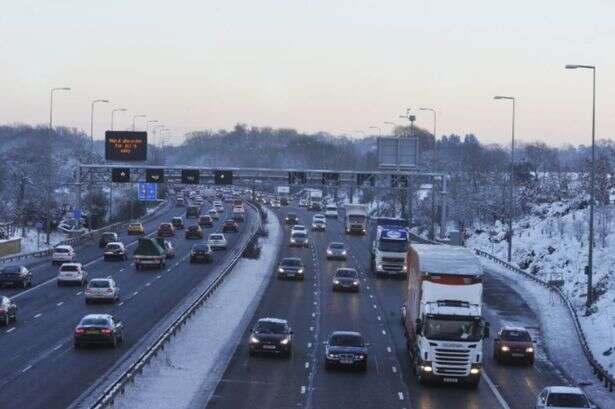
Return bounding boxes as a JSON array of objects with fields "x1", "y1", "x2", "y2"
[
  {"x1": 369, "y1": 294, "x2": 373, "y2": 299},
  {"x1": 305, "y1": 362, "x2": 309, "y2": 369},
  {"x1": 373, "y1": 304, "x2": 377, "y2": 309},
  {"x1": 387, "y1": 347, "x2": 392, "y2": 353},
  {"x1": 118, "y1": 302, "x2": 124, "y2": 306},
  {"x1": 119, "y1": 268, "x2": 125, "y2": 272},
  {"x1": 133, "y1": 291, "x2": 139, "y2": 296},
  {"x1": 311, "y1": 312, "x2": 316, "y2": 318},
  {"x1": 56, "y1": 302, "x2": 64, "y2": 306},
  {"x1": 398, "y1": 392, "x2": 404, "y2": 400},
  {"x1": 307, "y1": 342, "x2": 312, "y2": 348},
  {"x1": 76, "y1": 291, "x2": 82, "y2": 296},
  {"x1": 53, "y1": 344, "x2": 62, "y2": 351},
  {"x1": 301, "y1": 386, "x2": 306, "y2": 394},
  {"x1": 377, "y1": 316, "x2": 382, "y2": 321},
  {"x1": 145, "y1": 282, "x2": 151, "y2": 287},
  {"x1": 309, "y1": 326, "x2": 314, "y2": 332},
  {"x1": 392, "y1": 366, "x2": 397, "y2": 373},
  {"x1": 483, "y1": 371, "x2": 512, "y2": 409},
  {"x1": 34, "y1": 313, "x2": 42, "y2": 319},
  {"x1": 156, "y1": 275, "x2": 162, "y2": 279},
  {"x1": 6, "y1": 327, "x2": 16, "y2": 333},
  {"x1": 22, "y1": 365, "x2": 33, "y2": 373},
  {"x1": 382, "y1": 330, "x2": 387, "y2": 335}
]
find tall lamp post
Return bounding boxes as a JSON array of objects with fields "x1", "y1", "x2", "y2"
[
  {"x1": 494, "y1": 96, "x2": 516, "y2": 263},
  {"x1": 111, "y1": 108, "x2": 127, "y2": 131},
  {"x1": 566, "y1": 64, "x2": 596, "y2": 310},
  {"x1": 47, "y1": 87, "x2": 71, "y2": 244},
  {"x1": 132, "y1": 114, "x2": 146, "y2": 131},
  {"x1": 419, "y1": 107, "x2": 437, "y2": 239},
  {"x1": 90, "y1": 99, "x2": 109, "y2": 158}
]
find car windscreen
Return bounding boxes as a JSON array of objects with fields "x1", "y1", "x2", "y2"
[
  {"x1": 255, "y1": 321, "x2": 286, "y2": 334},
  {"x1": 292, "y1": 233, "x2": 307, "y2": 238},
  {"x1": 329, "y1": 243, "x2": 344, "y2": 249},
  {"x1": 502, "y1": 330, "x2": 531, "y2": 342},
  {"x1": 330, "y1": 334, "x2": 363, "y2": 347},
  {"x1": 335, "y1": 269, "x2": 357, "y2": 278},
  {"x1": 546, "y1": 393, "x2": 589, "y2": 408},
  {"x1": 89, "y1": 280, "x2": 110, "y2": 288},
  {"x1": 287, "y1": 213, "x2": 297, "y2": 218},
  {"x1": 282, "y1": 259, "x2": 302, "y2": 267},
  {"x1": 105, "y1": 244, "x2": 121, "y2": 250},
  {"x1": 2, "y1": 266, "x2": 21, "y2": 274},
  {"x1": 326, "y1": 207, "x2": 337, "y2": 211},
  {"x1": 81, "y1": 318, "x2": 110, "y2": 326}
]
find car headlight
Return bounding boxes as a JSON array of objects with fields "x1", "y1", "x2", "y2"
[
  {"x1": 356, "y1": 354, "x2": 365, "y2": 360},
  {"x1": 278, "y1": 268, "x2": 284, "y2": 273},
  {"x1": 525, "y1": 347, "x2": 534, "y2": 353},
  {"x1": 420, "y1": 364, "x2": 433, "y2": 372},
  {"x1": 327, "y1": 250, "x2": 332, "y2": 255},
  {"x1": 290, "y1": 239, "x2": 296, "y2": 243},
  {"x1": 333, "y1": 279, "x2": 340, "y2": 284},
  {"x1": 470, "y1": 367, "x2": 480, "y2": 375},
  {"x1": 501, "y1": 345, "x2": 510, "y2": 352},
  {"x1": 352, "y1": 280, "x2": 359, "y2": 285},
  {"x1": 250, "y1": 336, "x2": 260, "y2": 344},
  {"x1": 298, "y1": 268, "x2": 304, "y2": 274},
  {"x1": 376, "y1": 264, "x2": 383, "y2": 270},
  {"x1": 401, "y1": 264, "x2": 408, "y2": 272},
  {"x1": 280, "y1": 337, "x2": 290, "y2": 345},
  {"x1": 327, "y1": 353, "x2": 337, "y2": 359},
  {"x1": 305, "y1": 239, "x2": 309, "y2": 244},
  {"x1": 341, "y1": 251, "x2": 346, "y2": 255}
]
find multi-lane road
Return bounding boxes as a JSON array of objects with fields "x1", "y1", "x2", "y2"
[
  {"x1": 206, "y1": 205, "x2": 568, "y2": 409},
  {"x1": 0, "y1": 197, "x2": 256, "y2": 409}
]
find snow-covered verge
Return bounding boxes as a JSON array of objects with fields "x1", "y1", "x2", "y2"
[
  {"x1": 467, "y1": 199, "x2": 615, "y2": 377},
  {"x1": 482, "y1": 259, "x2": 615, "y2": 408},
  {"x1": 3, "y1": 228, "x2": 67, "y2": 254},
  {"x1": 113, "y1": 208, "x2": 282, "y2": 409}
]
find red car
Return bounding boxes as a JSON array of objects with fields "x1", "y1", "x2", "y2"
[
  {"x1": 157, "y1": 223, "x2": 175, "y2": 237},
  {"x1": 493, "y1": 326, "x2": 535, "y2": 365},
  {"x1": 198, "y1": 215, "x2": 214, "y2": 227}
]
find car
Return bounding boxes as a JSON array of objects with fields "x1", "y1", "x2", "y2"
[
  {"x1": 0, "y1": 296, "x2": 17, "y2": 326},
  {"x1": 325, "y1": 205, "x2": 338, "y2": 218},
  {"x1": 248, "y1": 318, "x2": 293, "y2": 357},
  {"x1": 0, "y1": 265, "x2": 32, "y2": 288},
  {"x1": 535, "y1": 386, "x2": 595, "y2": 409},
  {"x1": 324, "y1": 331, "x2": 368, "y2": 371},
  {"x1": 186, "y1": 205, "x2": 200, "y2": 219},
  {"x1": 52, "y1": 245, "x2": 76, "y2": 264},
  {"x1": 232, "y1": 210, "x2": 245, "y2": 222},
  {"x1": 103, "y1": 242, "x2": 127, "y2": 261},
  {"x1": 291, "y1": 224, "x2": 307, "y2": 234},
  {"x1": 127, "y1": 222, "x2": 145, "y2": 235},
  {"x1": 176, "y1": 197, "x2": 185, "y2": 207},
  {"x1": 271, "y1": 200, "x2": 280, "y2": 208},
  {"x1": 157, "y1": 222, "x2": 175, "y2": 237},
  {"x1": 277, "y1": 257, "x2": 305, "y2": 280},
  {"x1": 494, "y1": 326, "x2": 535, "y2": 365},
  {"x1": 312, "y1": 215, "x2": 326, "y2": 231},
  {"x1": 156, "y1": 238, "x2": 176, "y2": 259},
  {"x1": 222, "y1": 219, "x2": 239, "y2": 233},
  {"x1": 209, "y1": 209, "x2": 220, "y2": 220},
  {"x1": 98, "y1": 232, "x2": 119, "y2": 248},
  {"x1": 285, "y1": 213, "x2": 299, "y2": 225},
  {"x1": 208, "y1": 233, "x2": 228, "y2": 250},
  {"x1": 332, "y1": 268, "x2": 360, "y2": 292},
  {"x1": 213, "y1": 201, "x2": 224, "y2": 213},
  {"x1": 57, "y1": 263, "x2": 88, "y2": 286},
  {"x1": 289, "y1": 231, "x2": 309, "y2": 247},
  {"x1": 198, "y1": 215, "x2": 214, "y2": 227},
  {"x1": 326, "y1": 242, "x2": 347, "y2": 260},
  {"x1": 190, "y1": 243, "x2": 213, "y2": 263},
  {"x1": 299, "y1": 199, "x2": 308, "y2": 207},
  {"x1": 171, "y1": 217, "x2": 185, "y2": 230},
  {"x1": 85, "y1": 278, "x2": 120, "y2": 304},
  {"x1": 74, "y1": 314, "x2": 124, "y2": 348},
  {"x1": 185, "y1": 225, "x2": 204, "y2": 239}
]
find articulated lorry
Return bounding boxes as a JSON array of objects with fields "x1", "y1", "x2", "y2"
[
  {"x1": 402, "y1": 244, "x2": 489, "y2": 387},
  {"x1": 344, "y1": 204, "x2": 368, "y2": 235}
]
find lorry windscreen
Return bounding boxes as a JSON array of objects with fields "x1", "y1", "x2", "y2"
[
  {"x1": 423, "y1": 318, "x2": 483, "y2": 342},
  {"x1": 348, "y1": 215, "x2": 366, "y2": 223},
  {"x1": 378, "y1": 240, "x2": 407, "y2": 252}
]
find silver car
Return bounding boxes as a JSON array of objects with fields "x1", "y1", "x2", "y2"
[
  {"x1": 289, "y1": 231, "x2": 309, "y2": 248},
  {"x1": 85, "y1": 278, "x2": 120, "y2": 304},
  {"x1": 326, "y1": 242, "x2": 347, "y2": 260}
]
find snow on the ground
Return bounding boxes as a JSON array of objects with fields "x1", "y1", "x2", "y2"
[
  {"x1": 467, "y1": 200, "x2": 615, "y2": 377},
  {"x1": 0, "y1": 228, "x2": 67, "y2": 257},
  {"x1": 482, "y1": 258, "x2": 614, "y2": 408},
  {"x1": 114, "y1": 208, "x2": 282, "y2": 409}
]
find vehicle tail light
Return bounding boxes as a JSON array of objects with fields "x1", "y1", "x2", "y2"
[
  {"x1": 85, "y1": 289, "x2": 92, "y2": 293},
  {"x1": 101, "y1": 329, "x2": 112, "y2": 335},
  {"x1": 106, "y1": 288, "x2": 113, "y2": 293},
  {"x1": 75, "y1": 328, "x2": 85, "y2": 335}
]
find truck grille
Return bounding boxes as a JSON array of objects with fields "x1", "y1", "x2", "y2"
[
  {"x1": 434, "y1": 348, "x2": 470, "y2": 376},
  {"x1": 382, "y1": 257, "x2": 404, "y2": 263}
]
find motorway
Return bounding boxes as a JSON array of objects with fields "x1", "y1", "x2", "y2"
[
  {"x1": 0, "y1": 196, "x2": 256, "y2": 409},
  {"x1": 206, "y1": 204, "x2": 569, "y2": 409}
]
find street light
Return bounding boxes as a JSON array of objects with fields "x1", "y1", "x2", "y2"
[
  {"x1": 111, "y1": 108, "x2": 127, "y2": 131},
  {"x1": 420, "y1": 107, "x2": 438, "y2": 239},
  {"x1": 90, "y1": 99, "x2": 109, "y2": 158},
  {"x1": 494, "y1": 95, "x2": 516, "y2": 263},
  {"x1": 146, "y1": 120, "x2": 159, "y2": 136},
  {"x1": 132, "y1": 114, "x2": 146, "y2": 131},
  {"x1": 47, "y1": 87, "x2": 71, "y2": 244},
  {"x1": 565, "y1": 64, "x2": 597, "y2": 310}
]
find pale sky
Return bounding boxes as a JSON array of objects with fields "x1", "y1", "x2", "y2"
[{"x1": 1, "y1": 0, "x2": 614, "y2": 147}]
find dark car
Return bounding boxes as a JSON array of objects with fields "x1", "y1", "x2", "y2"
[
  {"x1": 277, "y1": 257, "x2": 305, "y2": 280},
  {"x1": 493, "y1": 326, "x2": 535, "y2": 365},
  {"x1": 157, "y1": 223, "x2": 175, "y2": 237},
  {"x1": 222, "y1": 219, "x2": 239, "y2": 233},
  {"x1": 185, "y1": 225, "x2": 204, "y2": 239},
  {"x1": 249, "y1": 318, "x2": 293, "y2": 357},
  {"x1": 98, "y1": 232, "x2": 118, "y2": 248},
  {"x1": 285, "y1": 213, "x2": 298, "y2": 225},
  {"x1": 171, "y1": 217, "x2": 184, "y2": 230},
  {"x1": 326, "y1": 242, "x2": 347, "y2": 260},
  {"x1": 190, "y1": 243, "x2": 213, "y2": 263},
  {"x1": 332, "y1": 268, "x2": 360, "y2": 292},
  {"x1": 74, "y1": 314, "x2": 124, "y2": 348},
  {"x1": 0, "y1": 296, "x2": 17, "y2": 326},
  {"x1": 0, "y1": 265, "x2": 32, "y2": 288},
  {"x1": 325, "y1": 331, "x2": 368, "y2": 370},
  {"x1": 198, "y1": 215, "x2": 214, "y2": 227}
]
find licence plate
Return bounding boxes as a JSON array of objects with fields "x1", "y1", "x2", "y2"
[
  {"x1": 340, "y1": 358, "x2": 353, "y2": 364},
  {"x1": 287, "y1": 273, "x2": 294, "y2": 277},
  {"x1": 443, "y1": 377, "x2": 458, "y2": 383},
  {"x1": 86, "y1": 330, "x2": 99, "y2": 334},
  {"x1": 262, "y1": 345, "x2": 276, "y2": 350},
  {"x1": 512, "y1": 353, "x2": 524, "y2": 357}
]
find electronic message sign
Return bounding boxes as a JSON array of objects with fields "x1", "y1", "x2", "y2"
[{"x1": 105, "y1": 131, "x2": 147, "y2": 161}]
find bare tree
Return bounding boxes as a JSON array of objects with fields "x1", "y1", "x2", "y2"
[{"x1": 596, "y1": 206, "x2": 613, "y2": 247}]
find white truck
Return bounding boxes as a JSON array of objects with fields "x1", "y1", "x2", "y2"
[
  {"x1": 344, "y1": 204, "x2": 368, "y2": 235},
  {"x1": 308, "y1": 189, "x2": 323, "y2": 211},
  {"x1": 371, "y1": 227, "x2": 408, "y2": 276},
  {"x1": 402, "y1": 244, "x2": 489, "y2": 387},
  {"x1": 276, "y1": 186, "x2": 290, "y2": 205}
]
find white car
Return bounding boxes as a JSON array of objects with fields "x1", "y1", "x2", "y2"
[
  {"x1": 271, "y1": 200, "x2": 281, "y2": 208},
  {"x1": 535, "y1": 386, "x2": 595, "y2": 409},
  {"x1": 208, "y1": 233, "x2": 228, "y2": 250},
  {"x1": 57, "y1": 263, "x2": 88, "y2": 286},
  {"x1": 85, "y1": 278, "x2": 120, "y2": 304},
  {"x1": 214, "y1": 202, "x2": 224, "y2": 213},
  {"x1": 291, "y1": 225, "x2": 307, "y2": 234},
  {"x1": 312, "y1": 214, "x2": 327, "y2": 230},
  {"x1": 325, "y1": 205, "x2": 338, "y2": 218},
  {"x1": 299, "y1": 199, "x2": 308, "y2": 207},
  {"x1": 52, "y1": 245, "x2": 76, "y2": 265},
  {"x1": 209, "y1": 209, "x2": 220, "y2": 220}
]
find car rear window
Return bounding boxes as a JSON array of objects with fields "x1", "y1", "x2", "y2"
[
  {"x1": 502, "y1": 330, "x2": 531, "y2": 342},
  {"x1": 210, "y1": 234, "x2": 223, "y2": 240},
  {"x1": 2, "y1": 266, "x2": 21, "y2": 274},
  {"x1": 330, "y1": 334, "x2": 363, "y2": 347},
  {"x1": 193, "y1": 244, "x2": 209, "y2": 251},
  {"x1": 61, "y1": 265, "x2": 79, "y2": 272},
  {"x1": 329, "y1": 243, "x2": 344, "y2": 249},
  {"x1": 282, "y1": 258, "x2": 302, "y2": 267},
  {"x1": 81, "y1": 318, "x2": 110, "y2": 326},
  {"x1": 255, "y1": 321, "x2": 287, "y2": 334},
  {"x1": 89, "y1": 280, "x2": 111, "y2": 288},
  {"x1": 55, "y1": 248, "x2": 70, "y2": 254},
  {"x1": 102, "y1": 233, "x2": 116, "y2": 239},
  {"x1": 546, "y1": 393, "x2": 589, "y2": 407}
]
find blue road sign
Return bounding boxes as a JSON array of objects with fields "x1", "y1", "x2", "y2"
[
  {"x1": 73, "y1": 209, "x2": 81, "y2": 220},
  {"x1": 35, "y1": 222, "x2": 44, "y2": 231},
  {"x1": 138, "y1": 182, "x2": 158, "y2": 201}
]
